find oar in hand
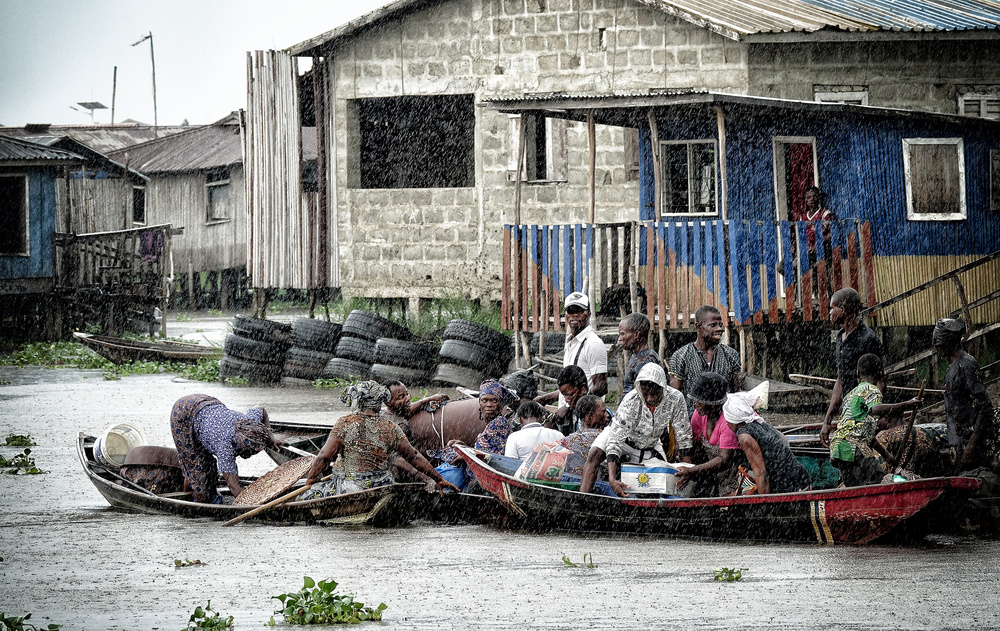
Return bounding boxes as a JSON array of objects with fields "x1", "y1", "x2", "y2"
[
  {"x1": 221, "y1": 474, "x2": 331, "y2": 527},
  {"x1": 890, "y1": 379, "x2": 926, "y2": 471}
]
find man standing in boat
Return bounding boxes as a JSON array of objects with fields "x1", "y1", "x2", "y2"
[
  {"x1": 820, "y1": 288, "x2": 884, "y2": 448},
  {"x1": 538, "y1": 292, "x2": 608, "y2": 410},
  {"x1": 668, "y1": 305, "x2": 741, "y2": 417},
  {"x1": 618, "y1": 312, "x2": 663, "y2": 404}
]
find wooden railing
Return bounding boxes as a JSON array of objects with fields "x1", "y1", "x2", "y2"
[{"x1": 501, "y1": 219, "x2": 875, "y2": 332}]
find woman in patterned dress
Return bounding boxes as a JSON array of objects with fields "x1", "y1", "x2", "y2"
[{"x1": 302, "y1": 381, "x2": 459, "y2": 498}]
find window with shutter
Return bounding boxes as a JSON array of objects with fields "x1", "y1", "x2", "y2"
[{"x1": 902, "y1": 138, "x2": 966, "y2": 221}]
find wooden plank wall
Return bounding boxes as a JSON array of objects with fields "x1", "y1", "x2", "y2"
[{"x1": 502, "y1": 219, "x2": 876, "y2": 331}]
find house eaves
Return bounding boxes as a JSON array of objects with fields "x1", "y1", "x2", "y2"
[
  {"x1": 21, "y1": 136, "x2": 149, "y2": 182},
  {"x1": 0, "y1": 135, "x2": 83, "y2": 165},
  {"x1": 287, "y1": 0, "x2": 1000, "y2": 53}
]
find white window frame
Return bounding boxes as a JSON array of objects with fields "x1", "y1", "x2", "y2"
[
  {"x1": 507, "y1": 114, "x2": 568, "y2": 184},
  {"x1": 958, "y1": 93, "x2": 1000, "y2": 120},
  {"x1": 658, "y1": 139, "x2": 719, "y2": 217},
  {"x1": 902, "y1": 137, "x2": 966, "y2": 222},
  {"x1": 205, "y1": 168, "x2": 232, "y2": 224},
  {"x1": 991, "y1": 149, "x2": 1000, "y2": 212},
  {"x1": 814, "y1": 91, "x2": 869, "y2": 106},
  {"x1": 771, "y1": 136, "x2": 819, "y2": 222},
  {"x1": 0, "y1": 173, "x2": 30, "y2": 257}
]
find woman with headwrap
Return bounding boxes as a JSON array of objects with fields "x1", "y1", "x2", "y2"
[
  {"x1": 169, "y1": 394, "x2": 280, "y2": 503},
  {"x1": 473, "y1": 379, "x2": 521, "y2": 454},
  {"x1": 723, "y1": 385, "x2": 811, "y2": 495},
  {"x1": 933, "y1": 318, "x2": 998, "y2": 473},
  {"x1": 302, "y1": 381, "x2": 459, "y2": 498}
]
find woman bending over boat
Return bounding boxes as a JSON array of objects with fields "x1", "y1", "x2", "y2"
[
  {"x1": 675, "y1": 373, "x2": 745, "y2": 496},
  {"x1": 170, "y1": 394, "x2": 281, "y2": 504},
  {"x1": 302, "y1": 381, "x2": 459, "y2": 498},
  {"x1": 723, "y1": 386, "x2": 812, "y2": 495}
]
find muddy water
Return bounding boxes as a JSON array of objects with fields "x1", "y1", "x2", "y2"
[{"x1": 2, "y1": 367, "x2": 1000, "y2": 630}]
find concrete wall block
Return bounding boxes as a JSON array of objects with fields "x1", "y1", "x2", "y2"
[
  {"x1": 558, "y1": 13, "x2": 580, "y2": 31},
  {"x1": 536, "y1": 14, "x2": 557, "y2": 32},
  {"x1": 454, "y1": 226, "x2": 478, "y2": 243},
  {"x1": 448, "y1": 58, "x2": 472, "y2": 76},
  {"x1": 560, "y1": 53, "x2": 582, "y2": 70},
  {"x1": 677, "y1": 48, "x2": 698, "y2": 66},
  {"x1": 501, "y1": 37, "x2": 524, "y2": 54},
  {"x1": 514, "y1": 16, "x2": 534, "y2": 35},
  {"x1": 538, "y1": 54, "x2": 559, "y2": 72},
  {"x1": 524, "y1": 34, "x2": 546, "y2": 52},
  {"x1": 427, "y1": 61, "x2": 447, "y2": 77},
  {"x1": 629, "y1": 48, "x2": 652, "y2": 68},
  {"x1": 501, "y1": 0, "x2": 525, "y2": 15},
  {"x1": 640, "y1": 28, "x2": 664, "y2": 48},
  {"x1": 403, "y1": 244, "x2": 424, "y2": 261},
  {"x1": 454, "y1": 188, "x2": 476, "y2": 205},
  {"x1": 445, "y1": 207, "x2": 473, "y2": 223},
  {"x1": 445, "y1": 244, "x2": 468, "y2": 260},
  {"x1": 432, "y1": 189, "x2": 457, "y2": 207},
  {"x1": 724, "y1": 44, "x2": 744, "y2": 65},
  {"x1": 424, "y1": 244, "x2": 448, "y2": 260},
  {"x1": 700, "y1": 46, "x2": 724, "y2": 66},
  {"x1": 549, "y1": 0, "x2": 573, "y2": 10},
  {"x1": 616, "y1": 28, "x2": 640, "y2": 47},
  {"x1": 544, "y1": 34, "x2": 570, "y2": 51},
  {"x1": 653, "y1": 48, "x2": 674, "y2": 67},
  {"x1": 360, "y1": 245, "x2": 381, "y2": 261}
]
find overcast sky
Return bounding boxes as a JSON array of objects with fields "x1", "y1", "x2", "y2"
[{"x1": 0, "y1": 0, "x2": 386, "y2": 127}]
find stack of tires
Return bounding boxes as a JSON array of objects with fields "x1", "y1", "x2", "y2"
[
  {"x1": 432, "y1": 319, "x2": 514, "y2": 389},
  {"x1": 322, "y1": 310, "x2": 413, "y2": 381},
  {"x1": 371, "y1": 338, "x2": 437, "y2": 385},
  {"x1": 220, "y1": 315, "x2": 291, "y2": 383},
  {"x1": 281, "y1": 318, "x2": 342, "y2": 386}
]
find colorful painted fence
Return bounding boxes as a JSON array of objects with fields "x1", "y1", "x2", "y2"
[{"x1": 501, "y1": 219, "x2": 875, "y2": 331}]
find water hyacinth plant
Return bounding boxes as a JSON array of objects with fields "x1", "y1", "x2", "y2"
[{"x1": 272, "y1": 577, "x2": 386, "y2": 625}]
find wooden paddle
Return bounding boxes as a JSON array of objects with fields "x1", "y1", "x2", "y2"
[
  {"x1": 221, "y1": 474, "x2": 331, "y2": 527},
  {"x1": 891, "y1": 379, "x2": 926, "y2": 471}
]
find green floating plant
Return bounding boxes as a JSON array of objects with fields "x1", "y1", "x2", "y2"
[
  {"x1": 561, "y1": 553, "x2": 596, "y2": 568},
  {"x1": 273, "y1": 577, "x2": 386, "y2": 625},
  {"x1": 0, "y1": 612, "x2": 62, "y2": 631},
  {"x1": 183, "y1": 600, "x2": 232, "y2": 630},
  {"x1": 713, "y1": 567, "x2": 748, "y2": 582}
]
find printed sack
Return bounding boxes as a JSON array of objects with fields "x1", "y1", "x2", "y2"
[{"x1": 515, "y1": 440, "x2": 570, "y2": 482}]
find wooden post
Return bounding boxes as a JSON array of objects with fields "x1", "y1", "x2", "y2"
[
  {"x1": 587, "y1": 111, "x2": 596, "y2": 225},
  {"x1": 716, "y1": 105, "x2": 728, "y2": 219},
  {"x1": 952, "y1": 276, "x2": 973, "y2": 333},
  {"x1": 308, "y1": 288, "x2": 317, "y2": 319},
  {"x1": 514, "y1": 116, "x2": 526, "y2": 226},
  {"x1": 647, "y1": 112, "x2": 661, "y2": 218},
  {"x1": 187, "y1": 257, "x2": 195, "y2": 310},
  {"x1": 161, "y1": 230, "x2": 171, "y2": 338}
]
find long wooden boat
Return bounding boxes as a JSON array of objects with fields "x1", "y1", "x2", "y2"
[
  {"x1": 78, "y1": 433, "x2": 429, "y2": 526},
  {"x1": 73, "y1": 331, "x2": 220, "y2": 364},
  {"x1": 264, "y1": 420, "x2": 513, "y2": 525},
  {"x1": 455, "y1": 445, "x2": 980, "y2": 544}
]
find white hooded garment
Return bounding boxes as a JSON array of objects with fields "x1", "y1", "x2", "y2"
[{"x1": 606, "y1": 362, "x2": 692, "y2": 460}]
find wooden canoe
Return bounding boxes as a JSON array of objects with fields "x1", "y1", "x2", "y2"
[
  {"x1": 73, "y1": 331, "x2": 220, "y2": 364},
  {"x1": 455, "y1": 445, "x2": 981, "y2": 544},
  {"x1": 78, "y1": 433, "x2": 430, "y2": 526}
]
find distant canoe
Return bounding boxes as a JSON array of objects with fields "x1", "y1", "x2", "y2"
[
  {"x1": 78, "y1": 432, "x2": 430, "y2": 526},
  {"x1": 73, "y1": 331, "x2": 220, "y2": 364},
  {"x1": 455, "y1": 445, "x2": 980, "y2": 544}
]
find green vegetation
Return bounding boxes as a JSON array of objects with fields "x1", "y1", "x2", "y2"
[
  {"x1": 326, "y1": 294, "x2": 504, "y2": 338},
  {"x1": 207, "y1": 309, "x2": 223, "y2": 316},
  {"x1": 0, "y1": 341, "x2": 221, "y2": 383},
  {"x1": 0, "y1": 449, "x2": 48, "y2": 475},
  {"x1": 561, "y1": 553, "x2": 596, "y2": 568},
  {"x1": 183, "y1": 601, "x2": 232, "y2": 630},
  {"x1": 272, "y1": 577, "x2": 386, "y2": 625},
  {"x1": 3, "y1": 435, "x2": 35, "y2": 447},
  {"x1": 0, "y1": 612, "x2": 61, "y2": 631},
  {"x1": 713, "y1": 567, "x2": 747, "y2": 582},
  {"x1": 174, "y1": 558, "x2": 203, "y2": 567},
  {"x1": 175, "y1": 312, "x2": 194, "y2": 322},
  {"x1": 313, "y1": 377, "x2": 357, "y2": 389}
]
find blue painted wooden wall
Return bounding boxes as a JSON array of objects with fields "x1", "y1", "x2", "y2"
[{"x1": 0, "y1": 167, "x2": 57, "y2": 281}]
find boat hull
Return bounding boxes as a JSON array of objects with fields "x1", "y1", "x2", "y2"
[
  {"x1": 457, "y1": 446, "x2": 980, "y2": 544},
  {"x1": 73, "y1": 332, "x2": 220, "y2": 364},
  {"x1": 78, "y1": 433, "x2": 428, "y2": 526}
]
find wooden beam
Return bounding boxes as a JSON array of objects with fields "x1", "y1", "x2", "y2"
[
  {"x1": 716, "y1": 105, "x2": 728, "y2": 219},
  {"x1": 647, "y1": 112, "x2": 661, "y2": 218},
  {"x1": 587, "y1": 110, "x2": 596, "y2": 225}
]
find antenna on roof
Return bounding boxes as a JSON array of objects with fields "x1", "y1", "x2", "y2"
[{"x1": 131, "y1": 32, "x2": 158, "y2": 136}]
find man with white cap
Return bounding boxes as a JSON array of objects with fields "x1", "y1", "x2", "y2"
[
  {"x1": 538, "y1": 291, "x2": 608, "y2": 411},
  {"x1": 603, "y1": 362, "x2": 691, "y2": 497}
]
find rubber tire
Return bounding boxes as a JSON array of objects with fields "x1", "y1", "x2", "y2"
[
  {"x1": 529, "y1": 332, "x2": 566, "y2": 356},
  {"x1": 322, "y1": 358, "x2": 371, "y2": 380},
  {"x1": 443, "y1": 319, "x2": 510, "y2": 352},
  {"x1": 374, "y1": 338, "x2": 437, "y2": 370},
  {"x1": 282, "y1": 362, "x2": 325, "y2": 380},
  {"x1": 231, "y1": 315, "x2": 291, "y2": 344},
  {"x1": 285, "y1": 347, "x2": 334, "y2": 369},
  {"x1": 431, "y1": 362, "x2": 484, "y2": 390},
  {"x1": 290, "y1": 317, "x2": 342, "y2": 353},
  {"x1": 224, "y1": 333, "x2": 286, "y2": 365},
  {"x1": 370, "y1": 363, "x2": 431, "y2": 386},
  {"x1": 219, "y1": 355, "x2": 282, "y2": 383},
  {"x1": 438, "y1": 338, "x2": 500, "y2": 370},
  {"x1": 342, "y1": 310, "x2": 412, "y2": 342},
  {"x1": 334, "y1": 336, "x2": 376, "y2": 363},
  {"x1": 280, "y1": 376, "x2": 315, "y2": 387}
]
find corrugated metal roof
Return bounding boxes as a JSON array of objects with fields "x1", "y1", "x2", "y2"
[
  {"x1": 288, "y1": 0, "x2": 1000, "y2": 52},
  {"x1": 0, "y1": 124, "x2": 189, "y2": 154},
  {"x1": 0, "y1": 135, "x2": 83, "y2": 163},
  {"x1": 107, "y1": 124, "x2": 318, "y2": 174},
  {"x1": 20, "y1": 135, "x2": 148, "y2": 182}
]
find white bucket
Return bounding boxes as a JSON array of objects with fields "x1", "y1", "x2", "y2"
[{"x1": 94, "y1": 422, "x2": 147, "y2": 469}]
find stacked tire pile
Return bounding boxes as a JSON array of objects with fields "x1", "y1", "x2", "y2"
[
  {"x1": 322, "y1": 310, "x2": 414, "y2": 382},
  {"x1": 220, "y1": 315, "x2": 291, "y2": 383},
  {"x1": 281, "y1": 318, "x2": 342, "y2": 386},
  {"x1": 432, "y1": 319, "x2": 514, "y2": 389}
]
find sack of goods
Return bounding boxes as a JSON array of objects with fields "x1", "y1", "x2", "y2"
[
  {"x1": 515, "y1": 441, "x2": 570, "y2": 483},
  {"x1": 619, "y1": 459, "x2": 695, "y2": 497}
]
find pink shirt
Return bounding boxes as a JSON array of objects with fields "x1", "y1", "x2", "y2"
[{"x1": 690, "y1": 411, "x2": 739, "y2": 450}]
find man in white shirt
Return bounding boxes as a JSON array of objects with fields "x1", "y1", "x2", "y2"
[
  {"x1": 538, "y1": 292, "x2": 607, "y2": 405},
  {"x1": 504, "y1": 401, "x2": 565, "y2": 459}
]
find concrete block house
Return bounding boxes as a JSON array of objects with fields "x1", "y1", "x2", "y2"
[{"x1": 245, "y1": 0, "x2": 1000, "y2": 322}]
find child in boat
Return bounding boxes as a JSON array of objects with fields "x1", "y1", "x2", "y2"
[{"x1": 829, "y1": 354, "x2": 921, "y2": 487}]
